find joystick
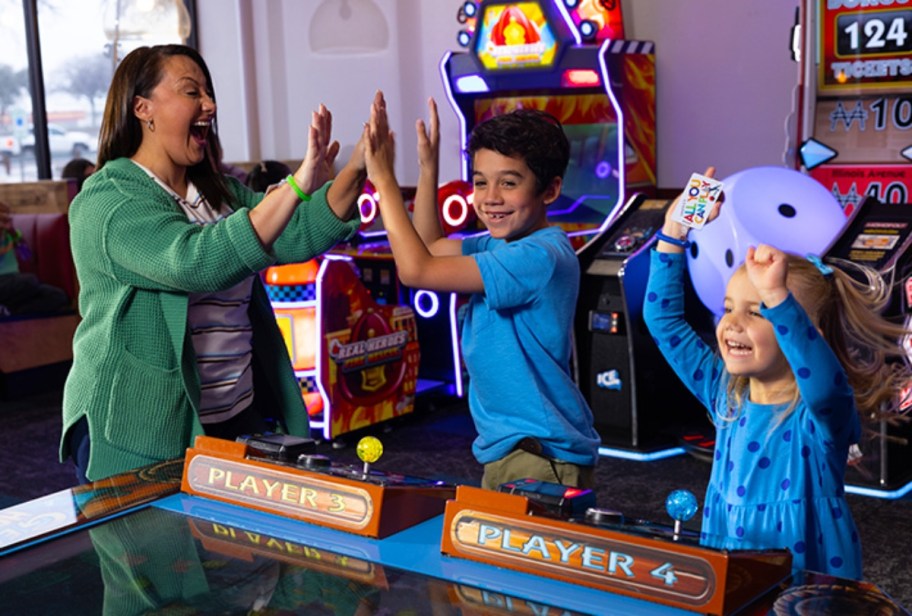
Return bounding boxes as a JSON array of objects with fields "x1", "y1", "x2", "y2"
[
  {"x1": 665, "y1": 489, "x2": 698, "y2": 540},
  {"x1": 356, "y1": 436, "x2": 383, "y2": 475}
]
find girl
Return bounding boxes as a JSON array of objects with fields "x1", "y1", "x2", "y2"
[{"x1": 643, "y1": 169, "x2": 911, "y2": 579}]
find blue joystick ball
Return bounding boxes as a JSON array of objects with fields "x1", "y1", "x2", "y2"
[{"x1": 665, "y1": 489, "x2": 698, "y2": 522}]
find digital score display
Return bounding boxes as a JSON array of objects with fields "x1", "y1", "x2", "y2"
[
  {"x1": 835, "y1": 10, "x2": 912, "y2": 56},
  {"x1": 819, "y1": 0, "x2": 912, "y2": 94}
]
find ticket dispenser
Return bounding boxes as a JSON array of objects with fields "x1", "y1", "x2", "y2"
[
  {"x1": 574, "y1": 194, "x2": 713, "y2": 451},
  {"x1": 824, "y1": 196, "x2": 912, "y2": 491}
]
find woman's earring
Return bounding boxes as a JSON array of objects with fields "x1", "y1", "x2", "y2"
[{"x1": 147, "y1": 119, "x2": 155, "y2": 132}]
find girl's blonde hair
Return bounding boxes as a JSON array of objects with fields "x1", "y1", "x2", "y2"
[{"x1": 724, "y1": 253, "x2": 912, "y2": 423}]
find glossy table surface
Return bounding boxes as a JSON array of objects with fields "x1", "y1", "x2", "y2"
[{"x1": 0, "y1": 460, "x2": 906, "y2": 615}]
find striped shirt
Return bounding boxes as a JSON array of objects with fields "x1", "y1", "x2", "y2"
[{"x1": 136, "y1": 161, "x2": 256, "y2": 424}]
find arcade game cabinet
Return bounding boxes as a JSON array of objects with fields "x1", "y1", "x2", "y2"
[
  {"x1": 794, "y1": 1, "x2": 912, "y2": 496},
  {"x1": 263, "y1": 180, "x2": 477, "y2": 443},
  {"x1": 264, "y1": 257, "x2": 421, "y2": 443},
  {"x1": 443, "y1": 0, "x2": 656, "y2": 247},
  {"x1": 574, "y1": 195, "x2": 714, "y2": 453},
  {"x1": 824, "y1": 196, "x2": 912, "y2": 495},
  {"x1": 336, "y1": 180, "x2": 475, "y2": 399},
  {"x1": 794, "y1": 0, "x2": 912, "y2": 213}
]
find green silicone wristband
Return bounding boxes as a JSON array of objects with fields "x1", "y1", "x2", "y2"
[{"x1": 285, "y1": 174, "x2": 311, "y2": 202}]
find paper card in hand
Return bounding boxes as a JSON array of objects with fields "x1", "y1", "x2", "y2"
[{"x1": 671, "y1": 173, "x2": 724, "y2": 230}]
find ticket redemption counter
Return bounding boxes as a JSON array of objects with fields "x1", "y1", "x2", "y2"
[
  {"x1": 574, "y1": 195, "x2": 713, "y2": 453},
  {"x1": 264, "y1": 259, "x2": 420, "y2": 442}
]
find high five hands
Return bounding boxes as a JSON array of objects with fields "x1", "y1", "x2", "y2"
[
  {"x1": 299, "y1": 104, "x2": 341, "y2": 194},
  {"x1": 416, "y1": 97, "x2": 439, "y2": 173},
  {"x1": 363, "y1": 91, "x2": 396, "y2": 186}
]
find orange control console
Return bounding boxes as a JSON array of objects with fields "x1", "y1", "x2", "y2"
[
  {"x1": 181, "y1": 435, "x2": 455, "y2": 539},
  {"x1": 440, "y1": 485, "x2": 792, "y2": 615}
]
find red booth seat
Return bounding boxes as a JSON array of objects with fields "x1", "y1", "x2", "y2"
[
  {"x1": 11, "y1": 211, "x2": 78, "y2": 302},
  {"x1": 0, "y1": 180, "x2": 79, "y2": 389}
]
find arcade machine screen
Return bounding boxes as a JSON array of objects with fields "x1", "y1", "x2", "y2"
[
  {"x1": 474, "y1": 94, "x2": 621, "y2": 229},
  {"x1": 473, "y1": 1, "x2": 560, "y2": 71}
]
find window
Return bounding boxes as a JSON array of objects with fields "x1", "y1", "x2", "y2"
[{"x1": 0, "y1": 0, "x2": 196, "y2": 184}]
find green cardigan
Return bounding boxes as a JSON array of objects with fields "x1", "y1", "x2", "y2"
[{"x1": 60, "y1": 158, "x2": 360, "y2": 480}]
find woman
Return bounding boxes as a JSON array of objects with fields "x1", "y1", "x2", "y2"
[{"x1": 60, "y1": 44, "x2": 365, "y2": 482}]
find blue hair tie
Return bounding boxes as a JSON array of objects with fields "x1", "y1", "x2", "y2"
[{"x1": 806, "y1": 254, "x2": 834, "y2": 277}]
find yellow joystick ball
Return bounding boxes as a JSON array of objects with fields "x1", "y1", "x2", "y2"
[{"x1": 356, "y1": 436, "x2": 383, "y2": 465}]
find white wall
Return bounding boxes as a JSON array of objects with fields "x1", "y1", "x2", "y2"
[
  {"x1": 623, "y1": 0, "x2": 801, "y2": 187},
  {"x1": 197, "y1": 0, "x2": 801, "y2": 188},
  {"x1": 197, "y1": 0, "x2": 466, "y2": 185}
]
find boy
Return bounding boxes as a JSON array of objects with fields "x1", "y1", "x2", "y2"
[{"x1": 363, "y1": 92, "x2": 600, "y2": 490}]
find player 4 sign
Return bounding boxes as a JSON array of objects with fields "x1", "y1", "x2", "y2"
[
  {"x1": 441, "y1": 486, "x2": 792, "y2": 615},
  {"x1": 449, "y1": 509, "x2": 716, "y2": 602}
]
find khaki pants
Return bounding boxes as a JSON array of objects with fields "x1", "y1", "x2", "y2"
[{"x1": 481, "y1": 449, "x2": 595, "y2": 491}]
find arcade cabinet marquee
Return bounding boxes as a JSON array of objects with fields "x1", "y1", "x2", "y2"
[{"x1": 443, "y1": 0, "x2": 656, "y2": 244}]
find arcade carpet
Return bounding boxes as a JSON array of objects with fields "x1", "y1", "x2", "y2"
[{"x1": 2, "y1": 387, "x2": 911, "y2": 610}]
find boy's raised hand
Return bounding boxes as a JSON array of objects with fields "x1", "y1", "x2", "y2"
[
  {"x1": 744, "y1": 244, "x2": 790, "y2": 308},
  {"x1": 364, "y1": 91, "x2": 396, "y2": 183},
  {"x1": 416, "y1": 97, "x2": 440, "y2": 172}
]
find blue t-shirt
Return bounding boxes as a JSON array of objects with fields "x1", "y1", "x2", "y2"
[
  {"x1": 461, "y1": 226, "x2": 600, "y2": 466},
  {"x1": 643, "y1": 250, "x2": 862, "y2": 579}
]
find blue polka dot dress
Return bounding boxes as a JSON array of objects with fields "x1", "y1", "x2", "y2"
[{"x1": 643, "y1": 250, "x2": 862, "y2": 579}]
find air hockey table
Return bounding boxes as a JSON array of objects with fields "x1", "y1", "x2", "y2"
[{"x1": 0, "y1": 437, "x2": 906, "y2": 616}]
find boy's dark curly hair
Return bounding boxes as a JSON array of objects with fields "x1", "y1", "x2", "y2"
[{"x1": 466, "y1": 109, "x2": 570, "y2": 194}]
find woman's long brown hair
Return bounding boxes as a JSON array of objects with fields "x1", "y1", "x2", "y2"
[{"x1": 96, "y1": 44, "x2": 234, "y2": 210}]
